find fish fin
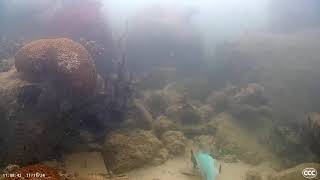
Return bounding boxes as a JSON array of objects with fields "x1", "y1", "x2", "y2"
[{"x1": 191, "y1": 149, "x2": 197, "y2": 168}]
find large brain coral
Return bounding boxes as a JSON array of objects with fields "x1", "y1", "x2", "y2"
[{"x1": 15, "y1": 38, "x2": 97, "y2": 94}]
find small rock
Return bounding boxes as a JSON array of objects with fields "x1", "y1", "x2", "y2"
[
  {"x1": 245, "y1": 170, "x2": 262, "y2": 180},
  {"x1": 0, "y1": 58, "x2": 14, "y2": 73},
  {"x1": 144, "y1": 90, "x2": 168, "y2": 117},
  {"x1": 193, "y1": 135, "x2": 216, "y2": 153},
  {"x1": 42, "y1": 159, "x2": 61, "y2": 169},
  {"x1": 152, "y1": 116, "x2": 177, "y2": 137},
  {"x1": 3, "y1": 164, "x2": 20, "y2": 173},
  {"x1": 79, "y1": 130, "x2": 95, "y2": 143},
  {"x1": 166, "y1": 104, "x2": 201, "y2": 124},
  {"x1": 242, "y1": 151, "x2": 264, "y2": 165},
  {"x1": 88, "y1": 143, "x2": 103, "y2": 152},
  {"x1": 198, "y1": 104, "x2": 215, "y2": 121},
  {"x1": 221, "y1": 155, "x2": 238, "y2": 163}
]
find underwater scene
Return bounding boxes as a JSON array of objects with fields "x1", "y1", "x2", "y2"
[{"x1": 0, "y1": 0, "x2": 320, "y2": 179}]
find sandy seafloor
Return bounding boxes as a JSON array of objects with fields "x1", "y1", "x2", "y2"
[
  {"x1": 128, "y1": 158, "x2": 274, "y2": 180},
  {"x1": 127, "y1": 157, "x2": 251, "y2": 180},
  {"x1": 63, "y1": 151, "x2": 275, "y2": 180}
]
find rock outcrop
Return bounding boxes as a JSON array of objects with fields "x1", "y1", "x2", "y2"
[
  {"x1": 267, "y1": 123, "x2": 316, "y2": 167},
  {"x1": 192, "y1": 135, "x2": 216, "y2": 154},
  {"x1": 103, "y1": 130, "x2": 164, "y2": 173},
  {"x1": 307, "y1": 112, "x2": 320, "y2": 143},
  {"x1": 214, "y1": 30, "x2": 320, "y2": 123},
  {"x1": 305, "y1": 112, "x2": 320, "y2": 158},
  {"x1": 15, "y1": 38, "x2": 97, "y2": 94},
  {"x1": 0, "y1": 69, "x2": 65, "y2": 165},
  {"x1": 124, "y1": 99, "x2": 154, "y2": 130},
  {"x1": 270, "y1": 163, "x2": 320, "y2": 180},
  {"x1": 166, "y1": 103, "x2": 201, "y2": 125},
  {"x1": 207, "y1": 83, "x2": 271, "y2": 120},
  {"x1": 211, "y1": 113, "x2": 277, "y2": 165},
  {"x1": 161, "y1": 131, "x2": 186, "y2": 156}
]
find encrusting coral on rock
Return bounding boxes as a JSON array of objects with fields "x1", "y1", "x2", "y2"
[{"x1": 103, "y1": 129, "x2": 164, "y2": 173}]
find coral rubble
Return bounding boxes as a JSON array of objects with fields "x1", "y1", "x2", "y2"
[{"x1": 4, "y1": 164, "x2": 60, "y2": 180}]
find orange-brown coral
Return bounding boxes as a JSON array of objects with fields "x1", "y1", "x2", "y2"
[
  {"x1": 5, "y1": 164, "x2": 60, "y2": 180},
  {"x1": 15, "y1": 38, "x2": 97, "y2": 94}
]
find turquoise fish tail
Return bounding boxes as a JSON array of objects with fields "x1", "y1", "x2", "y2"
[{"x1": 195, "y1": 152, "x2": 219, "y2": 180}]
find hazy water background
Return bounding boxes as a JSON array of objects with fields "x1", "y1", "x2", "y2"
[{"x1": 0, "y1": 0, "x2": 320, "y2": 177}]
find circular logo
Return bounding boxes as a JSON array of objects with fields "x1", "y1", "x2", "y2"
[{"x1": 302, "y1": 168, "x2": 317, "y2": 179}]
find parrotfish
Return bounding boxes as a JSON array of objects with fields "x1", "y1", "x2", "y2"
[{"x1": 192, "y1": 150, "x2": 220, "y2": 180}]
